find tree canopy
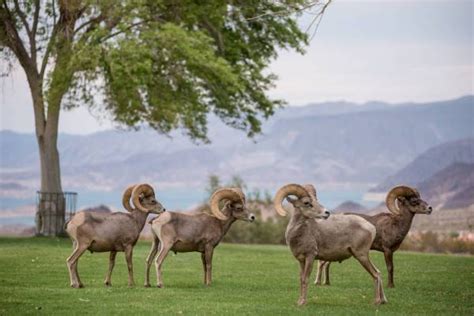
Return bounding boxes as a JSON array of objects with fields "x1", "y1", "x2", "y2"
[{"x1": 1, "y1": 0, "x2": 330, "y2": 142}]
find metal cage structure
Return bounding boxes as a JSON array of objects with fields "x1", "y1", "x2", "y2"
[{"x1": 35, "y1": 191, "x2": 77, "y2": 236}]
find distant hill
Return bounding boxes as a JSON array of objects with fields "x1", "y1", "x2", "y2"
[
  {"x1": 334, "y1": 201, "x2": 367, "y2": 213},
  {"x1": 418, "y1": 162, "x2": 474, "y2": 209},
  {"x1": 371, "y1": 138, "x2": 474, "y2": 192},
  {"x1": 1, "y1": 96, "x2": 473, "y2": 194}
]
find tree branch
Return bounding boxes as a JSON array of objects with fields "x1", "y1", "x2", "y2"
[
  {"x1": 1, "y1": 1, "x2": 34, "y2": 72},
  {"x1": 39, "y1": 22, "x2": 59, "y2": 80},
  {"x1": 246, "y1": 1, "x2": 323, "y2": 21},
  {"x1": 99, "y1": 20, "x2": 147, "y2": 43},
  {"x1": 12, "y1": 0, "x2": 32, "y2": 37},
  {"x1": 31, "y1": 0, "x2": 40, "y2": 38},
  {"x1": 74, "y1": 13, "x2": 104, "y2": 35},
  {"x1": 30, "y1": 0, "x2": 40, "y2": 65},
  {"x1": 306, "y1": 0, "x2": 331, "y2": 41}
]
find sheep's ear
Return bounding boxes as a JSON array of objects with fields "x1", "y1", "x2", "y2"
[
  {"x1": 397, "y1": 196, "x2": 406, "y2": 203},
  {"x1": 286, "y1": 196, "x2": 298, "y2": 205}
]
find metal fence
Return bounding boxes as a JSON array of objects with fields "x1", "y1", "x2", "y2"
[{"x1": 36, "y1": 191, "x2": 77, "y2": 236}]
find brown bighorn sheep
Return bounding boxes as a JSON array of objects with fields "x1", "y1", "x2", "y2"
[
  {"x1": 144, "y1": 187, "x2": 255, "y2": 288},
  {"x1": 65, "y1": 184, "x2": 165, "y2": 288},
  {"x1": 274, "y1": 184, "x2": 387, "y2": 306},
  {"x1": 315, "y1": 185, "x2": 432, "y2": 288}
]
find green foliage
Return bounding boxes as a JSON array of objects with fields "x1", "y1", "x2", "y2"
[
  {"x1": 224, "y1": 211, "x2": 289, "y2": 245},
  {"x1": 0, "y1": 238, "x2": 473, "y2": 315},
  {"x1": 204, "y1": 174, "x2": 289, "y2": 244},
  {"x1": 205, "y1": 174, "x2": 221, "y2": 198},
  {"x1": 228, "y1": 175, "x2": 247, "y2": 191},
  {"x1": 1, "y1": 0, "x2": 314, "y2": 141}
]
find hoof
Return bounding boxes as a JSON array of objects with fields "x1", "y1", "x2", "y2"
[
  {"x1": 71, "y1": 283, "x2": 84, "y2": 289},
  {"x1": 144, "y1": 284, "x2": 151, "y2": 288},
  {"x1": 375, "y1": 299, "x2": 388, "y2": 305},
  {"x1": 314, "y1": 281, "x2": 321, "y2": 286},
  {"x1": 156, "y1": 284, "x2": 163, "y2": 288},
  {"x1": 104, "y1": 282, "x2": 112, "y2": 287},
  {"x1": 297, "y1": 299, "x2": 307, "y2": 306}
]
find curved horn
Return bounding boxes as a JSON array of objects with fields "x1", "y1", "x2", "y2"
[
  {"x1": 132, "y1": 184, "x2": 156, "y2": 212},
  {"x1": 230, "y1": 187, "x2": 246, "y2": 203},
  {"x1": 273, "y1": 184, "x2": 310, "y2": 216},
  {"x1": 210, "y1": 188, "x2": 242, "y2": 221},
  {"x1": 122, "y1": 184, "x2": 137, "y2": 212},
  {"x1": 303, "y1": 184, "x2": 317, "y2": 201},
  {"x1": 386, "y1": 185, "x2": 419, "y2": 214},
  {"x1": 413, "y1": 188, "x2": 421, "y2": 198}
]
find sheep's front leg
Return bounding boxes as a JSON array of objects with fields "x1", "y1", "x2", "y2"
[
  {"x1": 298, "y1": 255, "x2": 315, "y2": 306},
  {"x1": 124, "y1": 246, "x2": 135, "y2": 287},
  {"x1": 201, "y1": 245, "x2": 214, "y2": 286},
  {"x1": 104, "y1": 251, "x2": 117, "y2": 286},
  {"x1": 144, "y1": 236, "x2": 159, "y2": 287},
  {"x1": 383, "y1": 249, "x2": 394, "y2": 288}
]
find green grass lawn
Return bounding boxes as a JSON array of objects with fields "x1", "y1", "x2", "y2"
[{"x1": 0, "y1": 238, "x2": 472, "y2": 315}]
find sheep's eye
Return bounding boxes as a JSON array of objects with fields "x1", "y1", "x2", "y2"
[{"x1": 304, "y1": 202, "x2": 312, "y2": 207}]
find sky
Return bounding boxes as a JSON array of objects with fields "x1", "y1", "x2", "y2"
[{"x1": 0, "y1": 0, "x2": 472, "y2": 135}]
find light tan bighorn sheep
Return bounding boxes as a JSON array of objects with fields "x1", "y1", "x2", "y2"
[
  {"x1": 315, "y1": 185, "x2": 432, "y2": 288},
  {"x1": 144, "y1": 187, "x2": 255, "y2": 288},
  {"x1": 274, "y1": 183, "x2": 387, "y2": 306},
  {"x1": 65, "y1": 184, "x2": 165, "y2": 288}
]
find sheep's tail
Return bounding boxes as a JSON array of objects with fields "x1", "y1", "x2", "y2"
[
  {"x1": 64, "y1": 219, "x2": 71, "y2": 230},
  {"x1": 148, "y1": 214, "x2": 162, "y2": 225}
]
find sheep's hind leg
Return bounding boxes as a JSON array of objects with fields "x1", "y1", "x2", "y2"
[
  {"x1": 66, "y1": 243, "x2": 89, "y2": 288},
  {"x1": 323, "y1": 261, "x2": 331, "y2": 285},
  {"x1": 144, "y1": 236, "x2": 159, "y2": 287},
  {"x1": 104, "y1": 251, "x2": 117, "y2": 286},
  {"x1": 314, "y1": 260, "x2": 325, "y2": 285},
  {"x1": 154, "y1": 243, "x2": 172, "y2": 288},
  {"x1": 354, "y1": 254, "x2": 387, "y2": 305}
]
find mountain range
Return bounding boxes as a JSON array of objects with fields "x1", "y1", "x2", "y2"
[
  {"x1": 1, "y1": 96, "x2": 473, "y2": 196},
  {"x1": 371, "y1": 138, "x2": 474, "y2": 192}
]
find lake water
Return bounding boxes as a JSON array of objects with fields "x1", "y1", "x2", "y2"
[{"x1": 0, "y1": 188, "x2": 379, "y2": 226}]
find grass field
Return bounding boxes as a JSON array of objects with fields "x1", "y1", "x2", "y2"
[{"x1": 0, "y1": 238, "x2": 473, "y2": 315}]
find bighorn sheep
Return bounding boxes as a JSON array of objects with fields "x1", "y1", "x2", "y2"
[
  {"x1": 315, "y1": 185, "x2": 432, "y2": 288},
  {"x1": 65, "y1": 184, "x2": 165, "y2": 288},
  {"x1": 144, "y1": 187, "x2": 255, "y2": 288},
  {"x1": 274, "y1": 184, "x2": 387, "y2": 306}
]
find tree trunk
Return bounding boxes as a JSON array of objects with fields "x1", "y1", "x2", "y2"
[
  {"x1": 29, "y1": 76, "x2": 64, "y2": 237},
  {"x1": 37, "y1": 133, "x2": 64, "y2": 236}
]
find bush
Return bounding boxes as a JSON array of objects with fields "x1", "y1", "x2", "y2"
[
  {"x1": 223, "y1": 207, "x2": 289, "y2": 245},
  {"x1": 400, "y1": 231, "x2": 474, "y2": 255}
]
